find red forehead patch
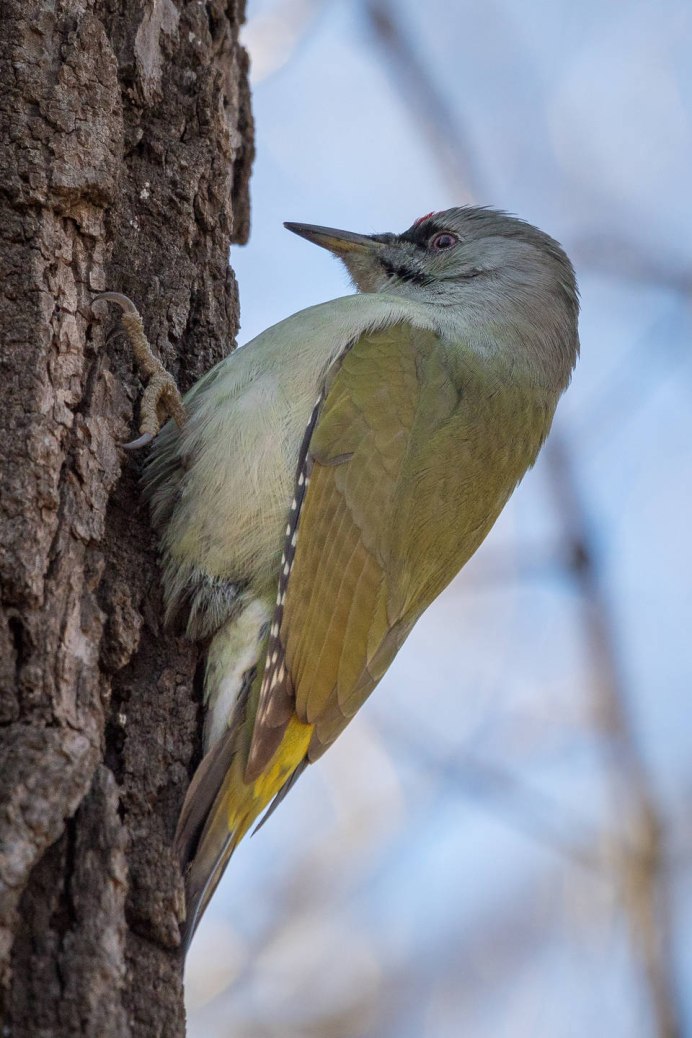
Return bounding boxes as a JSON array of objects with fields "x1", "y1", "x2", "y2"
[{"x1": 413, "y1": 211, "x2": 437, "y2": 227}]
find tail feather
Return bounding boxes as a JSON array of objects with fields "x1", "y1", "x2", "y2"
[
  {"x1": 180, "y1": 828, "x2": 237, "y2": 955},
  {"x1": 179, "y1": 808, "x2": 249, "y2": 955},
  {"x1": 175, "y1": 717, "x2": 313, "y2": 952},
  {"x1": 252, "y1": 759, "x2": 308, "y2": 835},
  {"x1": 174, "y1": 727, "x2": 237, "y2": 881},
  {"x1": 175, "y1": 730, "x2": 250, "y2": 953}
]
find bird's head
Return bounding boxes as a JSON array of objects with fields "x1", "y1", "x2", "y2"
[
  {"x1": 285, "y1": 206, "x2": 578, "y2": 317},
  {"x1": 286, "y1": 206, "x2": 579, "y2": 390}
]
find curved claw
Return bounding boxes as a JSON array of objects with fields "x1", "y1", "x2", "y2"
[
  {"x1": 92, "y1": 291, "x2": 139, "y2": 315},
  {"x1": 93, "y1": 289, "x2": 186, "y2": 445},
  {"x1": 120, "y1": 432, "x2": 154, "y2": 451}
]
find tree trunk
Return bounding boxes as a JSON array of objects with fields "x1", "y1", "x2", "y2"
[{"x1": 0, "y1": 1, "x2": 252, "y2": 1033}]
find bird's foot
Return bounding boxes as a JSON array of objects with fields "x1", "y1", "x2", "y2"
[{"x1": 93, "y1": 291, "x2": 187, "y2": 449}]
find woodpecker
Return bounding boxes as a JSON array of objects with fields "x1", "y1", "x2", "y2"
[{"x1": 97, "y1": 206, "x2": 579, "y2": 950}]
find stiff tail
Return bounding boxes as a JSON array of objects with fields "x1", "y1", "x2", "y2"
[
  {"x1": 174, "y1": 728, "x2": 239, "y2": 952},
  {"x1": 174, "y1": 714, "x2": 313, "y2": 953}
]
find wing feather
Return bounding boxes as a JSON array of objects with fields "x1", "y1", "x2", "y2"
[
  {"x1": 247, "y1": 319, "x2": 543, "y2": 772},
  {"x1": 246, "y1": 322, "x2": 445, "y2": 771}
]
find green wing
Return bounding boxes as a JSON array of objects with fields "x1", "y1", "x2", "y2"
[
  {"x1": 247, "y1": 319, "x2": 545, "y2": 772},
  {"x1": 286, "y1": 322, "x2": 439, "y2": 756}
]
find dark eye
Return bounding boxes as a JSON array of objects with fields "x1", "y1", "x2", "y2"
[{"x1": 429, "y1": 232, "x2": 458, "y2": 252}]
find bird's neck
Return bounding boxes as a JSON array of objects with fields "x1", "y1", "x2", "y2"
[{"x1": 369, "y1": 283, "x2": 577, "y2": 397}]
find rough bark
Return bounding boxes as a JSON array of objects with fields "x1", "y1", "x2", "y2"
[{"x1": 0, "y1": 1, "x2": 252, "y2": 1033}]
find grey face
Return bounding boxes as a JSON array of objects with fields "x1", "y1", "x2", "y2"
[
  {"x1": 285, "y1": 206, "x2": 579, "y2": 394},
  {"x1": 285, "y1": 206, "x2": 578, "y2": 317}
]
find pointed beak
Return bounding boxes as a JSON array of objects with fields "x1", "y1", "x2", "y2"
[{"x1": 284, "y1": 222, "x2": 382, "y2": 256}]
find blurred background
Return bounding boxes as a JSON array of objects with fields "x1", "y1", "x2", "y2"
[{"x1": 186, "y1": 1, "x2": 692, "y2": 1035}]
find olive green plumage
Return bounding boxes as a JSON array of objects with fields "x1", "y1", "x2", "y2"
[
  {"x1": 250, "y1": 321, "x2": 555, "y2": 771},
  {"x1": 141, "y1": 206, "x2": 580, "y2": 948}
]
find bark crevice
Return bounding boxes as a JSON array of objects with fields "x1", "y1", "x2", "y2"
[{"x1": 0, "y1": 0, "x2": 252, "y2": 1031}]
